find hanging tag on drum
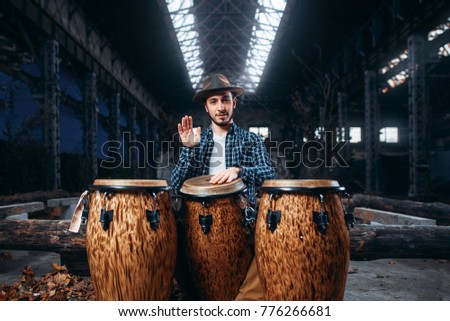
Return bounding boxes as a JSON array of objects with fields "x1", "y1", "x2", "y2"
[
  {"x1": 68, "y1": 190, "x2": 89, "y2": 233},
  {"x1": 146, "y1": 209, "x2": 160, "y2": 231},
  {"x1": 199, "y1": 214, "x2": 213, "y2": 234},
  {"x1": 313, "y1": 211, "x2": 329, "y2": 234},
  {"x1": 267, "y1": 209, "x2": 281, "y2": 232},
  {"x1": 100, "y1": 209, "x2": 114, "y2": 231},
  {"x1": 81, "y1": 207, "x2": 89, "y2": 224}
]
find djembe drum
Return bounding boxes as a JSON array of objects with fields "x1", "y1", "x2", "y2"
[
  {"x1": 85, "y1": 179, "x2": 177, "y2": 300},
  {"x1": 255, "y1": 179, "x2": 350, "y2": 301},
  {"x1": 179, "y1": 175, "x2": 253, "y2": 300}
]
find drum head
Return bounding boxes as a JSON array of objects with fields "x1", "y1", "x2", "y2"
[
  {"x1": 90, "y1": 179, "x2": 170, "y2": 191},
  {"x1": 261, "y1": 179, "x2": 344, "y2": 192},
  {"x1": 180, "y1": 175, "x2": 246, "y2": 198}
]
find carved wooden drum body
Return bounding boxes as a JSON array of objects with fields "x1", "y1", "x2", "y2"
[
  {"x1": 180, "y1": 175, "x2": 253, "y2": 300},
  {"x1": 255, "y1": 179, "x2": 350, "y2": 301},
  {"x1": 85, "y1": 179, "x2": 177, "y2": 300}
]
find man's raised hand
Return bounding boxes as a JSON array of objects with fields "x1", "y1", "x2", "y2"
[{"x1": 178, "y1": 115, "x2": 201, "y2": 147}]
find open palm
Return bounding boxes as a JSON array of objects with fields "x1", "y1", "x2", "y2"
[{"x1": 178, "y1": 115, "x2": 201, "y2": 147}]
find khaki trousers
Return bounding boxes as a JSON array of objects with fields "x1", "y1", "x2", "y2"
[{"x1": 235, "y1": 257, "x2": 264, "y2": 300}]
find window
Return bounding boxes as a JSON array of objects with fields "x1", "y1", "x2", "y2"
[
  {"x1": 349, "y1": 127, "x2": 362, "y2": 143},
  {"x1": 380, "y1": 127, "x2": 399, "y2": 143},
  {"x1": 249, "y1": 126, "x2": 269, "y2": 139}
]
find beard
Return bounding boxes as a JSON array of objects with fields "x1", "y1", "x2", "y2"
[{"x1": 209, "y1": 109, "x2": 234, "y2": 127}]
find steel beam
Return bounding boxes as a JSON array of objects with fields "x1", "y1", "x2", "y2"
[
  {"x1": 364, "y1": 70, "x2": 380, "y2": 193},
  {"x1": 83, "y1": 72, "x2": 98, "y2": 180},
  {"x1": 42, "y1": 40, "x2": 61, "y2": 190},
  {"x1": 408, "y1": 34, "x2": 428, "y2": 198}
]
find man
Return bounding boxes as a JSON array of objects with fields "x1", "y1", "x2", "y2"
[{"x1": 170, "y1": 74, "x2": 275, "y2": 300}]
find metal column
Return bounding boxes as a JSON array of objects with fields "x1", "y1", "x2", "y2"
[
  {"x1": 83, "y1": 73, "x2": 98, "y2": 180},
  {"x1": 408, "y1": 34, "x2": 428, "y2": 198},
  {"x1": 337, "y1": 91, "x2": 349, "y2": 162},
  {"x1": 337, "y1": 92, "x2": 348, "y2": 141},
  {"x1": 42, "y1": 40, "x2": 61, "y2": 190},
  {"x1": 319, "y1": 105, "x2": 325, "y2": 140},
  {"x1": 129, "y1": 101, "x2": 140, "y2": 176},
  {"x1": 142, "y1": 115, "x2": 154, "y2": 178},
  {"x1": 110, "y1": 93, "x2": 121, "y2": 143},
  {"x1": 364, "y1": 70, "x2": 380, "y2": 193}
]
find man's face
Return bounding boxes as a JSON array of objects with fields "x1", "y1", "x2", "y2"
[{"x1": 204, "y1": 91, "x2": 236, "y2": 127}]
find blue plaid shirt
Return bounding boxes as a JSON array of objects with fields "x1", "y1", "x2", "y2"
[{"x1": 171, "y1": 123, "x2": 275, "y2": 205}]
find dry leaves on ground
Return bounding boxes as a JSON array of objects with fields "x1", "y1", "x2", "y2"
[{"x1": 0, "y1": 263, "x2": 95, "y2": 301}]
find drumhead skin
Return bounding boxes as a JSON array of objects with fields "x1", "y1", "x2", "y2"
[
  {"x1": 90, "y1": 179, "x2": 170, "y2": 191},
  {"x1": 261, "y1": 179, "x2": 345, "y2": 192},
  {"x1": 179, "y1": 175, "x2": 246, "y2": 198}
]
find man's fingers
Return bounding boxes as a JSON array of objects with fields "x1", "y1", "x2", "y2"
[
  {"x1": 210, "y1": 173, "x2": 230, "y2": 184},
  {"x1": 209, "y1": 174, "x2": 220, "y2": 184},
  {"x1": 218, "y1": 176, "x2": 229, "y2": 184},
  {"x1": 188, "y1": 116, "x2": 193, "y2": 130},
  {"x1": 182, "y1": 116, "x2": 189, "y2": 130}
]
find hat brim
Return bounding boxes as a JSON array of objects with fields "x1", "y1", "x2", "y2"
[{"x1": 192, "y1": 86, "x2": 244, "y2": 103}]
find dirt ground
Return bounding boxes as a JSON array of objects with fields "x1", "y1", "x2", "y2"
[{"x1": 1, "y1": 250, "x2": 449, "y2": 301}]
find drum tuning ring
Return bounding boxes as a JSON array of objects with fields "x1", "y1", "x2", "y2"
[{"x1": 100, "y1": 191, "x2": 114, "y2": 231}]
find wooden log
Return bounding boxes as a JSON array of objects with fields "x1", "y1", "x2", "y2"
[
  {"x1": 352, "y1": 194, "x2": 450, "y2": 225},
  {"x1": 0, "y1": 219, "x2": 85, "y2": 252},
  {"x1": 1, "y1": 220, "x2": 450, "y2": 262},
  {"x1": 0, "y1": 190, "x2": 73, "y2": 206},
  {"x1": 350, "y1": 224, "x2": 450, "y2": 261},
  {"x1": 353, "y1": 207, "x2": 436, "y2": 226},
  {"x1": 0, "y1": 202, "x2": 45, "y2": 218},
  {"x1": 46, "y1": 197, "x2": 79, "y2": 208}
]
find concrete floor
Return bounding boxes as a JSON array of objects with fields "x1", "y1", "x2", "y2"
[{"x1": 1, "y1": 250, "x2": 449, "y2": 301}]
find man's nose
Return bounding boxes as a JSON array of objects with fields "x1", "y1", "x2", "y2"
[{"x1": 218, "y1": 102, "x2": 226, "y2": 110}]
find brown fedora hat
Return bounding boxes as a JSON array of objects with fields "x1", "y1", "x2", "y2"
[{"x1": 192, "y1": 74, "x2": 244, "y2": 103}]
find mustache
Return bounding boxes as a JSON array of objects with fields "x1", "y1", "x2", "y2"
[{"x1": 215, "y1": 112, "x2": 228, "y2": 116}]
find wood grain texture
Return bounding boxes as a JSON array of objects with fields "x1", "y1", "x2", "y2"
[
  {"x1": 86, "y1": 190, "x2": 177, "y2": 301},
  {"x1": 351, "y1": 194, "x2": 450, "y2": 225},
  {"x1": 2, "y1": 221, "x2": 450, "y2": 261},
  {"x1": 181, "y1": 196, "x2": 252, "y2": 300},
  {"x1": 255, "y1": 191, "x2": 350, "y2": 301}
]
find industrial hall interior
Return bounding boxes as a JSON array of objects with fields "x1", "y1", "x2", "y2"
[{"x1": 0, "y1": 0, "x2": 449, "y2": 302}]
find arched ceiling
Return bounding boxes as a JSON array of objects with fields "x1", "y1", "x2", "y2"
[{"x1": 74, "y1": 0, "x2": 448, "y2": 117}]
